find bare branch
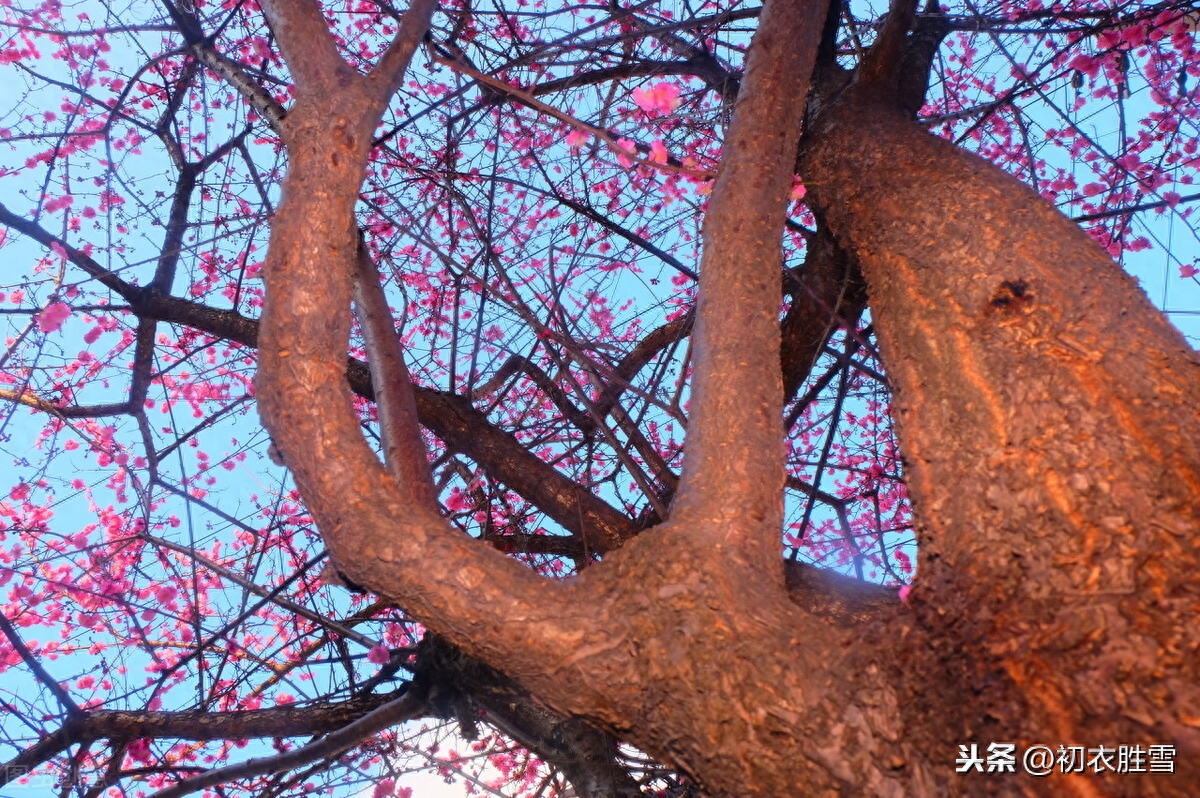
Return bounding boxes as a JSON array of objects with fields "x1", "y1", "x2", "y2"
[
  {"x1": 146, "y1": 693, "x2": 425, "y2": 798},
  {"x1": 354, "y1": 242, "x2": 438, "y2": 505},
  {"x1": 668, "y1": 0, "x2": 829, "y2": 566},
  {"x1": 0, "y1": 691, "x2": 410, "y2": 788},
  {"x1": 189, "y1": 41, "x2": 288, "y2": 134},
  {"x1": 0, "y1": 614, "x2": 80, "y2": 719},
  {"x1": 0, "y1": 203, "x2": 638, "y2": 553},
  {"x1": 369, "y1": 0, "x2": 440, "y2": 98},
  {"x1": 258, "y1": 0, "x2": 348, "y2": 92}
]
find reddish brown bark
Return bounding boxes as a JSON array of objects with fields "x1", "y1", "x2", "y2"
[
  {"x1": 254, "y1": 2, "x2": 886, "y2": 795},
  {"x1": 800, "y1": 84, "x2": 1200, "y2": 796},
  {"x1": 354, "y1": 243, "x2": 437, "y2": 505},
  {"x1": 664, "y1": 0, "x2": 816, "y2": 570},
  {"x1": 253, "y1": 0, "x2": 1200, "y2": 795}
]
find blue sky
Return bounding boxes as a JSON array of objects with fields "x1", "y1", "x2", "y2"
[{"x1": 2, "y1": 2, "x2": 1200, "y2": 796}]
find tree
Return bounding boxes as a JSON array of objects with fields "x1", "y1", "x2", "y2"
[{"x1": 2, "y1": 0, "x2": 1199, "y2": 795}]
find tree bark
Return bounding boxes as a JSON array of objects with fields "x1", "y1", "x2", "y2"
[
  {"x1": 253, "y1": 0, "x2": 1200, "y2": 795},
  {"x1": 799, "y1": 82, "x2": 1200, "y2": 796}
]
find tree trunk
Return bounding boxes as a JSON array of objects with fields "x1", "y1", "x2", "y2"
[
  {"x1": 252, "y1": 0, "x2": 1200, "y2": 795},
  {"x1": 797, "y1": 88, "x2": 1200, "y2": 796}
]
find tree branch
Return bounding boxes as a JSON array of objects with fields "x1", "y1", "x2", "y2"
[
  {"x1": 254, "y1": 0, "x2": 603, "y2": 704},
  {"x1": 354, "y1": 241, "x2": 438, "y2": 505},
  {"x1": 146, "y1": 692, "x2": 425, "y2": 798},
  {"x1": 368, "y1": 0, "x2": 439, "y2": 99},
  {"x1": 0, "y1": 691, "x2": 410, "y2": 788},
  {"x1": 0, "y1": 203, "x2": 638, "y2": 554},
  {"x1": 0, "y1": 613, "x2": 80, "y2": 719},
  {"x1": 414, "y1": 635, "x2": 644, "y2": 798},
  {"x1": 667, "y1": 0, "x2": 829, "y2": 568},
  {"x1": 258, "y1": 0, "x2": 348, "y2": 93}
]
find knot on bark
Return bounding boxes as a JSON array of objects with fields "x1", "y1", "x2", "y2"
[{"x1": 988, "y1": 279, "x2": 1034, "y2": 313}]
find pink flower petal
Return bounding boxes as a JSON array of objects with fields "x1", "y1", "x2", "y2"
[{"x1": 36, "y1": 301, "x2": 72, "y2": 332}]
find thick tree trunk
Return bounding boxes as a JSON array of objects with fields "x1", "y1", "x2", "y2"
[
  {"x1": 253, "y1": 0, "x2": 1200, "y2": 795},
  {"x1": 800, "y1": 91, "x2": 1200, "y2": 796}
]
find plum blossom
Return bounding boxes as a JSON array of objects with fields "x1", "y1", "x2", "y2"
[
  {"x1": 126, "y1": 738, "x2": 153, "y2": 764},
  {"x1": 632, "y1": 82, "x2": 681, "y2": 116},
  {"x1": 565, "y1": 128, "x2": 589, "y2": 149},
  {"x1": 615, "y1": 137, "x2": 637, "y2": 169},
  {"x1": 36, "y1": 301, "x2": 71, "y2": 332}
]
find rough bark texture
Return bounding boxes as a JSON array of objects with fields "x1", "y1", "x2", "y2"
[
  {"x1": 799, "y1": 78, "x2": 1200, "y2": 798},
  {"x1": 7, "y1": 0, "x2": 1200, "y2": 794},
  {"x1": 251, "y1": 0, "x2": 1200, "y2": 795}
]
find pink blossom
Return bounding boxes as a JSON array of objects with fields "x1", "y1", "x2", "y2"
[
  {"x1": 631, "y1": 82, "x2": 681, "y2": 116},
  {"x1": 126, "y1": 738, "x2": 153, "y2": 764},
  {"x1": 565, "y1": 128, "x2": 589, "y2": 149},
  {"x1": 1067, "y1": 53, "x2": 1100, "y2": 78},
  {"x1": 43, "y1": 194, "x2": 73, "y2": 213},
  {"x1": 898, "y1": 584, "x2": 913, "y2": 604},
  {"x1": 1181, "y1": 263, "x2": 1199, "y2": 279},
  {"x1": 615, "y1": 137, "x2": 636, "y2": 169},
  {"x1": 367, "y1": 644, "x2": 390, "y2": 664},
  {"x1": 36, "y1": 301, "x2": 72, "y2": 332},
  {"x1": 445, "y1": 488, "x2": 470, "y2": 512}
]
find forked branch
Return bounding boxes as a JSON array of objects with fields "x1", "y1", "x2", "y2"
[{"x1": 254, "y1": 0, "x2": 590, "y2": 697}]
